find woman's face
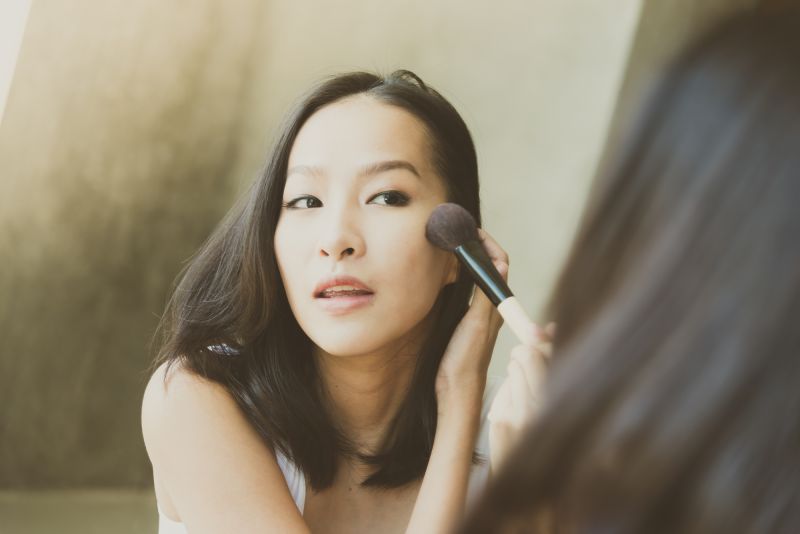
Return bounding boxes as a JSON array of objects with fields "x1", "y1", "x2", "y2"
[{"x1": 274, "y1": 95, "x2": 458, "y2": 357}]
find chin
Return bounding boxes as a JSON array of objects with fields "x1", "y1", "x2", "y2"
[
  {"x1": 304, "y1": 323, "x2": 411, "y2": 358},
  {"x1": 309, "y1": 333, "x2": 387, "y2": 357},
  {"x1": 291, "y1": 299, "x2": 436, "y2": 357}
]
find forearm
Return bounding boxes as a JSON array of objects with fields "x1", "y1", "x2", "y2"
[{"x1": 406, "y1": 386, "x2": 482, "y2": 534}]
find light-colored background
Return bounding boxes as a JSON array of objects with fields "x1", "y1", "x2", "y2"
[{"x1": 0, "y1": 0, "x2": 768, "y2": 531}]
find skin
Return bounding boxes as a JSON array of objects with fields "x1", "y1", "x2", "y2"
[{"x1": 142, "y1": 94, "x2": 514, "y2": 534}]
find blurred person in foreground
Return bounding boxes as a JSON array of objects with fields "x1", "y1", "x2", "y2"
[{"x1": 469, "y1": 10, "x2": 800, "y2": 534}]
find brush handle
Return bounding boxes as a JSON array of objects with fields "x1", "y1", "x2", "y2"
[
  {"x1": 497, "y1": 296, "x2": 537, "y2": 345},
  {"x1": 453, "y1": 241, "x2": 537, "y2": 345},
  {"x1": 453, "y1": 240, "x2": 536, "y2": 344},
  {"x1": 454, "y1": 241, "x2": 513, "y2": 306}
]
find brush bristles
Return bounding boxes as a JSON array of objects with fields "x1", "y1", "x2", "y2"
[{"x1": 425, "y1": 203, "x2": 480, "y2": 251}]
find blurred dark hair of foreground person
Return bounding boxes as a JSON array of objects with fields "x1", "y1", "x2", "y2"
[{"x1": 462, "y1": 10, "x2": 800, "y2": 534}]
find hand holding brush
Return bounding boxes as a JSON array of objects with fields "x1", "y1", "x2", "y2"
[{"x1": 426, "y1": 202, "x2": 553, "y2": 472}]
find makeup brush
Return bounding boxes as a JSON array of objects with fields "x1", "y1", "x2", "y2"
[{"x1": 426, "y1": 203, "x2": 537, "y2": 345}]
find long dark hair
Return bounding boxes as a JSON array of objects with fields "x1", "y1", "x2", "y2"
[
  {"x1": 151, "y1": 70, "x2": 481, "y2": 490},
  {"x1": 464, "y1": 11, "x2": 800, "y2": 533}
]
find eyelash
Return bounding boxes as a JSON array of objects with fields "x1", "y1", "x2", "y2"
[
  {"x1": 282, "y1": 195, "x2": 322, "y2": 209},
  {"x1": 282, "y1": 190, "x2": 410, "y2": 209}
]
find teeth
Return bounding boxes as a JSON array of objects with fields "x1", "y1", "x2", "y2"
[
  {"x1": 319, "y1": 285, "x2": 372, "y2": 297},
  {"x1": 326, "y1": 285, "x2": 360, "y2": 291}
]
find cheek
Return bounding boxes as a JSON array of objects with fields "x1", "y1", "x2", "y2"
[
  {"x1": 375, "y1": 227, "x2": 451, "y2": 299},
  {"x1": 381, "y1": 241, "x2": 451, "y2": 340}
]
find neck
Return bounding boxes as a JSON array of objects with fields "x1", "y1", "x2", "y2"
[{"x1": 314, "y1": 332, "x2": 427, "y2": 454}]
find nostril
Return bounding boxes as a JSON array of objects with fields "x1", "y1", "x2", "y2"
[{"x1": 319, "y1": 247, "x2": 355, "y2": 258}]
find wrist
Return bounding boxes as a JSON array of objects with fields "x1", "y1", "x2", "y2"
[
  {"x1": 437, "y1": 370, "x2": 486, "y2": 397},
  {"x1": 436, "y1": 379, "x2": 484, "y2": 421}
]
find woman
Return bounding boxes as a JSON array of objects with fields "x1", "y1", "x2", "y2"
[
  {"x1": 465, "y1": 11, "x2": 800, "y2": 533},
  {"x1": 142, "y1": 70, "x2": 513, "y2": 533}
]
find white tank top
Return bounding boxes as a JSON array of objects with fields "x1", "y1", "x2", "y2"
[{"x1": 156, "y1": 378, "x2": 499, "y2": 533}]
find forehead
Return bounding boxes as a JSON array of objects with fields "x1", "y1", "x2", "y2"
[{"x1": 288, "y1": 95, "x2": 434, "y2": 171}]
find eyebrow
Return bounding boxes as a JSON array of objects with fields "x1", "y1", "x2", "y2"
[{"x1": 287, "y1": 160, "x2": 421, "y2": 180}]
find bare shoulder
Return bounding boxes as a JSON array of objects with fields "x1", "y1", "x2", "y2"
[
  {"x1": 141, "y1": 360, "x2": 258, "y2": 465},
  {"x1": 141, "y1": 360, "x2": 309, "y2": 534},
  {"x1": 142, "y1": 360, "x2": 233, "y2": 432}
]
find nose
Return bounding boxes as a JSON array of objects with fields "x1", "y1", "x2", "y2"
[{"x1": 317, "y1": 207, "x2": 365, "y2": 261}]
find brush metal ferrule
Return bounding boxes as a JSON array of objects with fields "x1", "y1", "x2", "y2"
[{"x1": 454, "y1": 240, "x2": 513, "y2": 306}]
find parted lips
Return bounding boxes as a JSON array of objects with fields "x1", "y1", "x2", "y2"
[{"x1": 425, "y1": 203, "x2": 480, "y2": 251}]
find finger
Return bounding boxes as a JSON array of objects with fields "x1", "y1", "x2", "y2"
[
  {"x1": 465, "y1": 282, "x2": 502, "y2": 325},
  {"x1": 477, "y1": 228, "x2": 510, "y2": 280},
  {"x1": 476, "y1": 228, "x2": 509, "y2": 264},
  {"x1": 545, "y1": 322, "x2": 557, "y2": 341},
  {"x1": 521, "y1": 321, "x2": 542, "y2": 346},
  {"x1": 520, "y1": 323, "x2": 552, "y2": 357},
  {"x1": 494, "y1": 260, "x2": 509, "y2": 282},
  {"x1": 507, "y1": 358, "x2": 533, "y2": 426},
  {"x1": 464, "y1": 282, "x2": 506, "y2": 336},
  {"x1": 487, "y1": 377, "x2": 512, "y2": 423},
  {"x1": 537, "y1": 341, "x2": 553, "y2": 360},
  {"x1": 461, "y1": 228, "x2": 509, "y2": 329},
  {"x1": 510, "y1": 344, "x2": 547, "y2": 399}
]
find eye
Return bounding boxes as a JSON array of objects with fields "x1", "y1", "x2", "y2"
[
  {"x1": 283, "y1": 195, "x2": 322, "y2": 209},
  {"x1": 368, "y1": 190, "x2": 410, "y2": 207}
]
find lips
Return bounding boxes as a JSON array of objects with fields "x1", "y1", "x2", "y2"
[
  {"x1": 313, "y1": 276, "x2": 375, "y2": 315},
  {"x1": 313, "y1": 276, "x2": 374, "y2": 298},
  {"x1": 318, "y1": 285, "x2": 373, "y2": 298}
]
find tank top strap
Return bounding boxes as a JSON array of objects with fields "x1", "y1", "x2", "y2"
[{"x1": 276, "y1": 449, "x2": 307, "y2": 514}]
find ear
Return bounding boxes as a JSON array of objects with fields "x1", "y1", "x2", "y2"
[{"x1": 443, "y1": 254, "x2": 459, "y2": 285}]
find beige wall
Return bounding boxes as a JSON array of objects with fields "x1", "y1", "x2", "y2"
[
  {"x1": 0, "y1": 0, "x2": 32, "y2": 124},
  {"x1": 0, "y1": 0, "x2": 757, "y2": 488}
]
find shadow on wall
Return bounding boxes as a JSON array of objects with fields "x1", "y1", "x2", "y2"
[{"x1": 0, "y1": 0, "x2": 263, "y2": 488}]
